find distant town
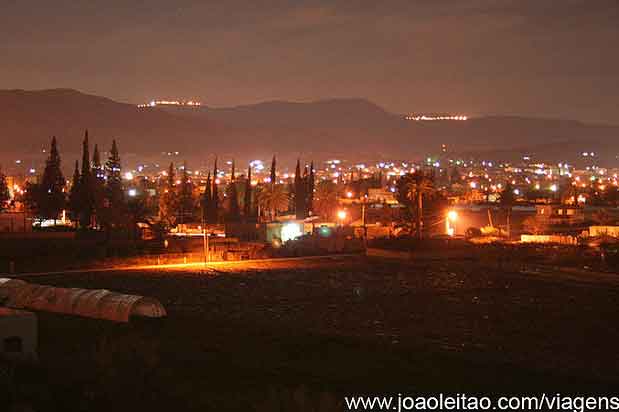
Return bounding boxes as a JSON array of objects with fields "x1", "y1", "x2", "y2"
[{"x1": 1, "y1": 132, "x2": 617, "y2": 248}]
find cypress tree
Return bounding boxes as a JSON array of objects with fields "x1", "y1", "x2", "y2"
[
  {"x1": 294, "y1": 159, "x2": 306, "y2": 219},
  {"x1": 202, "y1": 172, "x2": 212, "y2": 223},
  {"x1": 178, "y1": 162, "x2": 195, "y2": 224},
  {"x1": 102, "y1": 140, "x2": 124, "y2": 230},
  {"x1": 68, "y1": 160, "x2": 81, "y2": 222},
  {"x1": 158, "y1": 162, "x2": 178, "y2": 227},
  {"x1": 92, "y1": 144, "x2": 104, "y2": 180},
  {"x1": 244, "y1": 164, "x2": 252, "y2": 220},
  {"x1": 79, "y1": 130, "x2": 94, "y2": 228},
  {"x1": 81, "y1": 131, "x2": 91, "y2": 180},
  {"x1": 270, "y1": 155, "x2": 276, "y2": 184},
  {"x1": 92, "y1": 143, "x2": 105, "y2": 223},
  {"x1": 212, "y1": 157, "x2": 219, "y2": 222},
  {"x1": 0, "y1": 167, "x2": 10, "y2": 212},
  {"x1": 227, "y1": 160, "x2": 240, "y2": 222},
  {"x1": 39, "y1": 136, "x2": 66, "y2": 222},
  {"x1": 307, "y1": 161, "x2": 315, "y2": 215},
  {"x1": 105, "y1": 140, "x2": 123, "y2": 207}
]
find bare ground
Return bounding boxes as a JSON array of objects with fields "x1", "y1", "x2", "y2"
[{"x1": 6, "y1": 255, "x2": 619, "y2": 411}]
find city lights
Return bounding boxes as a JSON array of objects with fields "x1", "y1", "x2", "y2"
[
  {"x1": 138, "y1": 99, "x2": 202, "y2": 108},
  {"x1": 281, "y1": 222, "x2": 303, "y2": 242},
  {"x1": 405, "y1": 114, "x2": 468, "y2": 121},
  {"x1": 337, "y1": 210, "x2": 347, "y2": 221},
  {"x1": 446, "y1": 210, "x2": 458, "y2": 237}
]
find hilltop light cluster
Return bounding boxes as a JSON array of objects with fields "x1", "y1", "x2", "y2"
[
  {"x1": 137, "y1": 100, "x2": 202, "y2": 108},
  {"x1": 405, "y1": 114, "x2": 468, "y2": 121}
]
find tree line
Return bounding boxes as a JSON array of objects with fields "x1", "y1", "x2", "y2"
[
  {"x1": 24, "y1": 132, "x2": 127, "y2": 231},
  {"x1": 20, "y1": 133, "x2": 341, "y2": 233}
]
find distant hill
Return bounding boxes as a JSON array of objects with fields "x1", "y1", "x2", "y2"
[
  {"x1": 0, "y1": 88, "x2": 222, "y2": 157},
  {"x1": 1, "y1": 89, "x2": 617, "y2": 167}
]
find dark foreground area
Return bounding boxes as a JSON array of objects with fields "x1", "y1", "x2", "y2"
[{"x1": 3, "y1": 255, "x2": 619, "y2": 411}]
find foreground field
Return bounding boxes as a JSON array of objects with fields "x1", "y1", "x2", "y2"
[{"x1": 5, "y1": 255, "x2": 619, "y2": 411}]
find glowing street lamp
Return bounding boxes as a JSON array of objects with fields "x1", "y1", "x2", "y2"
[
  {"x1": 446, "y1": 210, "x2": 458, "y2": 237},
  {"x1": 447, "y1": 210, "x2": 458, "y2": 222},
  {"x1": 337, "y1": 210, "x2": 347, "y2": 225}
]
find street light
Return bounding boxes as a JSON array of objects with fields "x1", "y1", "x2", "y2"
[
  {"x1": 337, "y1": 210, "x2": 347, "y2": 225},
  {"x1": 446, "y1": 210, "x2": 458, "y2": 237}
]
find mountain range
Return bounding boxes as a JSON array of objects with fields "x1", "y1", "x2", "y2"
[{"x1": 1, "y1": 88, "x2": 617, "y2": 168}]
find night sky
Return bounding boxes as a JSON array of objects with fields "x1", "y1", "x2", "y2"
[{"x1": 2, "y1": 0, "x2": 618, "y2": 123}]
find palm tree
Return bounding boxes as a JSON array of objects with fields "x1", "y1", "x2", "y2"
[
  {"x1": 403, "y1": 173, "x2": 436, "y2": 240},
  {"x1": 257, "y1": 184, "x2": 289, "y2": 222},
  {"x1": 314, "y1": 180, "x2": 338, "y2": 220}
]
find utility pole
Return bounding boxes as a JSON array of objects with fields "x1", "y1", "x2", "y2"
[
  {"x1": 203, "y1": 227, "x2": 208, "y2": 267},
  {"x1": 202, "y1": 215, "x2": 210, "y2": 267},
  {"x1": 361, "y1": 196, "x2": 368, "y2": 246}
]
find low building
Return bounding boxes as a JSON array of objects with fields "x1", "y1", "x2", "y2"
[
  {"x1": 589, "y1": 226, "x2": 619, "y2": 238},
  {"x1": 225, "y1": 221, "x2": 313, "y2": 243},
  {"x1": 536, "y1": 205, "x2": 585, "y2": 225},
  {"x1": 367, "y1": 188, "x2": 398, "y2": 204}
]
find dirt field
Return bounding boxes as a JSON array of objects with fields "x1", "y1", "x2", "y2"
[{"x1": 4, "y1": 255, "x2": 619, "y2": 411}]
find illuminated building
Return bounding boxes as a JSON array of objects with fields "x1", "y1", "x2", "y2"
[
  {"x1": 405, "y1": 113, "x2": 468, "y2": 121},
  {"x1": 137, "y1": 99, "x2": 202, "y2": 108}
]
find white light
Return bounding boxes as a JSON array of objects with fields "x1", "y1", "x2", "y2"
[
  {"x1": 124, "y1": 172, "x2": 134, "y2": 180},
  {"x1": 281, "y1": 222, "x2": 303, "y2": 242},
  {"x1": 128, "y1": 189, "x2": 137, "y2": 197}
]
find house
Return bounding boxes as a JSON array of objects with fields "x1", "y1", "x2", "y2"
[
  {"x1": 535, "y1": 205, "x2": 585, "y2": 225},
  {"x1": 367, "y1": 188, "x2": 398, "y2": 204}
]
